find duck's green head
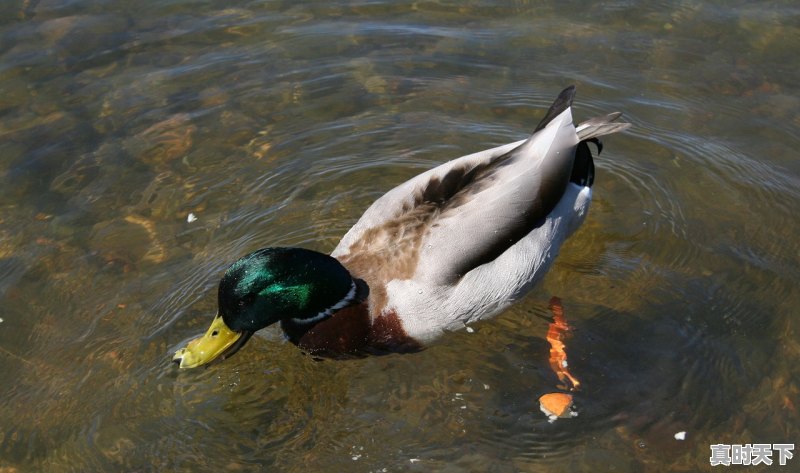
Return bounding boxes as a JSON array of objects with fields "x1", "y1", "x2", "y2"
[{"x1": 172, "y1": 247, "x2": 354, "y2": 369}]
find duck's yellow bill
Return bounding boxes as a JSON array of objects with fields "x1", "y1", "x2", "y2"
[{"x1": 173, "y1": 314, "x2": 241, "y2": 369}]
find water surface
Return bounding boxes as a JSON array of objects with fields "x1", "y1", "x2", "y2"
[{"x1": 1, "y1": 1, "x2": 798, "y2": 471}]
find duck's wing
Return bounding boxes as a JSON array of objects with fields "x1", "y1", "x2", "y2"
[
  {"x1": 412, "y1": 86, "x2": 582, "y2": 285},
  {"x1": 333, "y1": 87, "x2": 623, "y2": 287},
  {"x1": 330, "y1": 135, "x2": 519, "y2": 291}
]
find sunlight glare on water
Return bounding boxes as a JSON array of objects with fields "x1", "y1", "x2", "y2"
[{"x1": 0, "y1": 1, "x2": 798, "y2": 471}]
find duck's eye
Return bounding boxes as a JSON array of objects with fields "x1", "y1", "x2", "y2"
[{"x1": 211, "y1": 330, "x2": 219, "y2": 337}]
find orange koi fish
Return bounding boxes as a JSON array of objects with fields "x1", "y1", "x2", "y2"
[{"x1": 546, "y1": 296, "x2": 580, "y2": 391}]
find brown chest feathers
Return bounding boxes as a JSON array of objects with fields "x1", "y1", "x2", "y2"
[{"x1": 281, "y1": 303, "x2": 421, "y2": 358}]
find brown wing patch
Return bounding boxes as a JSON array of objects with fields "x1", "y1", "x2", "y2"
[
  {"x1": 418, "y1": 151, "x2": 516, "y2": 210},
  {"x1": 338, "y1": 202, "x2": 438, "y2": 316},
  {"x1": 339, "y1": 152, "x2": 518, "y2": 313}
]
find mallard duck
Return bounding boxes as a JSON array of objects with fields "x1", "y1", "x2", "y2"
[{"x1": 173, "y1": 86, "x2": 629, "y2": 368}]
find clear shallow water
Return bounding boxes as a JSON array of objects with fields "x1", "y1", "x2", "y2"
[{"x1": 1, "y1": 1, "x2": 798, "y2": 471}]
